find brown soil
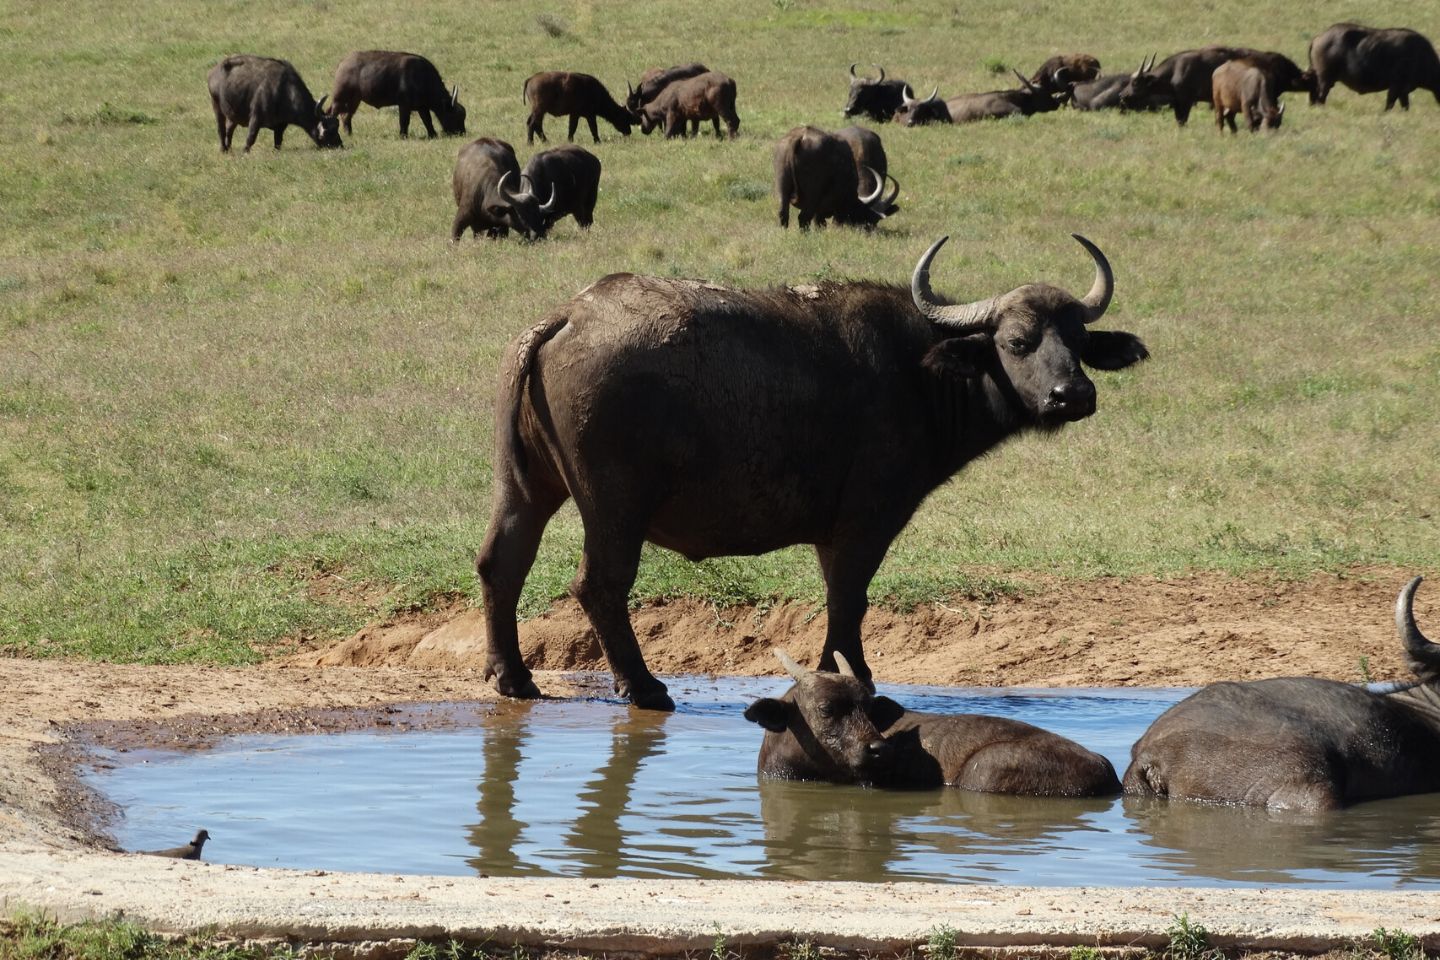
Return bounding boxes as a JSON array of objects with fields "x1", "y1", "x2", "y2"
[{"x1": 2, "y1": 566, "x2": 1434, "y2": 854}]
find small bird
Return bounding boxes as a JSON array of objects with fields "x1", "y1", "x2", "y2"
[{"x1": 140, "y1": 829, "x2": 210, "y2": 860}]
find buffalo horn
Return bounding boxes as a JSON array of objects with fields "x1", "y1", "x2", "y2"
[
  {"x1": 911, "y1": 236, "x2": 998, "y2": 333},
  {"x1": 628, "y1": 80, "x2": 636, "y2": 98},
  {"x1": 1013, "y1": 68, "x2": 1036, "y2": 90},
  {"x1": 833, "y1": 652, "x2": 858, "y2": 679},
  {"x1": 315, "y1": 93, "x2": 329, "y2": 116},
  {"x1": 901, "y1": 84, "x2": 917, "y2": 107},
  {"x1": 859, "y1": 165, "x2": 886, "y2": 206},
  {"x1": 450, "y1": 84, "x2": 459, "y2": 107},
  {"x1": 773, "y1": 648, "x2": 810, "y2": 682},
  {"x1": 538, "y1": 182, "x2": 560, "y2": 214},
  {"x1": 883, "y1": 173, "x2": 900, "y2": 207},
  {"x1": 849, "y1": 62, "x2": 860, "y2": 81},
  {"x1": 1054, "y1": 66, "x2": 1072, "y2": 86},
  {"x1": 873, "y1": 63, "x2": 886, "y2": 83},
  {"x1": 1072, "y1": 233, "x2": 1113, "y2": 322},
  {"x1": 498, "y1": 170, "x2": 522, "y2": 203},
  {"x1": 1397, "y1": 577, "x2": 1440, "y2": 672},
  {"x1": 922, "y1": 85, "x2": 940, "y2": 105}
]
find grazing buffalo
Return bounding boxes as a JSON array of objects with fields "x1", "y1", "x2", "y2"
[
  {"x1": 207, "y1": 54, "x2": 341, "y2": 152},
  {"x1": 745, "y1": 651, "x2": 1121, "y2": 795},
  {"x1": 1120, "y1": 47, "x2": 1266, "y2": 125},
  {"x1": 625, "y1": 62, "x2": 709, "y2": 113},
  {"x1": 521, "y1": 145, "x2": 601, "y2": 230},
  {"x1": 476, "y1": 232, "x2": 1148, "y2": 709},
  {"x1": 1309, "y1": 23, "x2": 1440, "y2": 109},
  {"x1": 773, "y1": 125, "x2": 896, "y2": 229},
  {"x1": 522, "y1": 71, "x2": 633, "y2": 144},
  {"x1": 843, "y1": 63, "x2": 913, "y2": 122},
  {"x1": 634, "y1": 71, "x2": 739, "y2": 139},
  {"x1": 450, "y1": 138, "x2": 547, "y2": 241},
  {"x1": 1029, "y1": 54, "x2": 1102, "y2": 97},
  {"x1": 895, "y1": 72, "x2": 1062, "y2": 125},
  {"x1": 328, "y1": 50, "x2": 465, "y2": 139},
  {"x1": 1212, "y1": 60, "x2": 1284, "y2": 132},
  {"x1": 1124, "y1": 577, "x2": 1440, "y2": 812},
  {"x1": 834, "y1": 125, "x2": 898, "y2": 215}
]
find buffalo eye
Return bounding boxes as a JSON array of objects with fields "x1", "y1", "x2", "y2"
[{"x1": 1007, "y1": 337, "x2": 1034, "y2": 354}]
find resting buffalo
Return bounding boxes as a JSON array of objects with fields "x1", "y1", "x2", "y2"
[
  {"x1": 1120, "y1": 47, "x2": 1262, "y2": 125},
  {"x1": 476, "y1": 233, "x2": 1148, "y2": 709},
  {"x1": 328, "y1": 50, "x2": 464, "y2": 139},
  {"x1": 1124, "y1": 577, "x2": 1440, "y2": 811},
  {"x1": 523, "y1": 71, "x2": 633, "y2": 144},
  {"x1": 894, "y1": 73, "x2": 1062, "y2": 125},
  {"x1": 842, "y1": 63, "x2": 913, "y2": 122},
  {"x1": 1071, "y1": 74, "x2": 1154, "y2": 111},
  {"x1": 625, "y1": 62, "x2": 709, "y2": 113},
  {"x1": 1029, "y1": 54, "x2": 1102, "y2": 97},
  {"x1": 833, "y1": 125, "x2": 898, "y2": 215},
  {"x1": 521, "y1": 145, "x2": 601, "y2": 231},
  {"x1": 634, "y1": 71, "x2": 739, "y2": 139},
  {"x1": 1309, "y1": 23, "x2": 1440, "y2": 109},
  {"x1": 773, "y1": 125, "x2": 896, "y2": 229},
  {"x1": 1212, "y1": 60, "x2": 1284, "y2": 132},
  {"x1": 450, "y1": 138, "x2": 546, "y2": 241},
  {"x1": 207, "y1": 54, "x2": 341, "y2": 152},
  {"x1": 745, "y1": 650, "x2": 1122, "y2": 795}
]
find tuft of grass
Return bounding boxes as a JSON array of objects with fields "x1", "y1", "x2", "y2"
[
  {"x1": 1069, "y1": 949, "x2": 1103, "y2": 960},
  {"x1": 534, "y1": 13, "x2": 569, "y2": 38},
  {"x1": 1368, "y1": 929, "x2": 1424, "y2": 960},
  {"x1": 1165, "y1": 915, "x2": 1218, "y2": 960},
  {"x1": 925, "y1": 925, "x2": 959, "y2": 960},
  {"x1": 782, "y1": 941, "x2": 820, "y2": 960}
]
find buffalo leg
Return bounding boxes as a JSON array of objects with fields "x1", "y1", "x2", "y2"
[
  {"x1": 1173, "y1": 98, "x2": 1193, "y2": 126},
  {"x1": 419, "y1": 108, "x2": 438, "y2": 138},
  {"x1": 476, "y1": 482, "x2": 567, "y2": 700},
  {"x1": 211, "y1": 98, "x2": 228, "y2": 151},
  {"x1": 399, "y1": 106, "x2": 412, "y2": 138},
  {"x1": 242, "y1": 123, "x2": 261, "y2": 152},
  {"x1": 711, "y1": 117, "x2": 720, "y2": 137},
  {"x1": 567, "y1": 114, "x2": 580, "y2": 141},
  {"x1": 342, "y1": 111, "x2": 354, "y2": 135},
  {"x1": 451, "y1": 210, "x2": 472, "y2": 242},
  {"x1": 586, "y1": 115, "x2": 601, "y2": 142},
  {"x1": 527, "y1": 112, "x2": 546, "y2": 144},
  {"x1": 813, "y1": 540, "x2": 891, "y2": 689},
  {"x1": 571, "y1": 530, "x2": 673, "y2": 711},
  {"x1": 222, "y1": 120, "x2": 238, "y2": 150},
  {"x1": 273, "y1": 125, "x2": 285, "y2": 149}
]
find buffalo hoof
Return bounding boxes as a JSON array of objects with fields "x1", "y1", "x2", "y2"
[
  {"x1": 486, "y1": 665, "x2": 542, "y2": 700},
  {"x1": 619, "y1": 679, "x2": 675, "y2": 712}
]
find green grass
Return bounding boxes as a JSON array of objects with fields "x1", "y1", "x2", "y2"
[{"x1": 2, "y1": 0, "x2": 1439, "y2": 662}]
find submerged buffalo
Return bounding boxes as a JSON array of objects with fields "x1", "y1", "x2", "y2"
[
  {"x1": 207, "y1": 54, "x2": 341, "y2": 152},
  {"x1": 1125, "y1": 577, "x2": 1440, "y2": 811},
  {"x1": 476, "y1": 233, "x2": 1148, "y2": 709},
  {"x1": 774, "y1": 125, "x2": 896, "y2": 229},
  {"x1": 1308, "y1": 23, "x2": 1440, "y2": 109},
  {"x1": 450, "y1": 137, "x2": 547, "y2": 241},
  {"x1": 745, "y1": 650, "x2": 1121, "y2": 795},
  {"x1": 1212, "y1": 60, "x2": 1284, "y2": 133},
  {"x1": 521, "y1": 145, "x2": 601, "y2": 231},
  {"x1": 522, "y1": 71, "x2": 633, "y2": 144},
  {"x1": 328, "y1": 50, "x2": 465, "y2": 139},
  {"x1": 842, "y1": 63, "x2": 913, "y2": 122}
]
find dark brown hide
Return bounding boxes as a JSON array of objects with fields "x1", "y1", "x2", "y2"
[
  {"x1": 833, "y1": 125, "x2": 898, "y2": 214},
  {"x1": 521, "y1": 144, "x2": 601, "y2": 230},
  {"x1": 842, "y1": 64, "x2": 913, "y2": 122},
  {"x1": 626, "y1": 62, "x2": 709, "y2": 113},
  {"x1": 773, "y1": 126, "x2": 892, "y2": 229},
  {"x1": 635, "y1": 71, "x2": 740, "y2": 139},
  {"x1": 1308, "y1": 23, "x2": 1440, "y2": 109},
  {"x1": 522, "y1": 71, "x2": 633, "y2": 144},
  {"x1": 1212, "y1": 61, "x2": 1284, "y2": 133},
  {"x1": 1029, "y1": 54, "x2": 1102, "y2": 96},
  {"x1": 207, "y1": 54, "x2": 341, "y2": 152},
  {"x1": 450, "y1": 137, "x2": 546, "y2": 240},
  {"x1": 1119, "y1": 46, "x2": 1263, "y2": 125},
  {"x1": 328, "y1": 50, "x2": 464, "y2": 138}
]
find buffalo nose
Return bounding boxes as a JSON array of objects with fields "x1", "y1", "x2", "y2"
[
  {"x1": 1049, "y1": 381, "x2": 1096, "y2": 413},
  {"x1": 864, "y1": 739, "x2": 893, "y2": 764}
]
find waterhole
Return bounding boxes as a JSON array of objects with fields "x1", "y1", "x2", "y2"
[{"x1": 88, "y1": 677, "x2": 1440, "y2": 887}]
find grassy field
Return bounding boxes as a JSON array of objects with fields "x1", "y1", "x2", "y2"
[{"x1": 2, "y1": 0, "x2": 1438, "y2": 663}]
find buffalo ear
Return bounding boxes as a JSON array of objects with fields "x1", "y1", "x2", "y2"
[
  {"x1": 743, "y1": 698, "x2": 791, "y2": 733},
  {"x1": 1081, "y1": 330, "x2": 1149, "y2": 370},
  {"x1": 922, "y1": 333, "x2": 990, "y2": 380},
  {"x1": 868, "y1": 695, "x2": 906, "y2": 731}
]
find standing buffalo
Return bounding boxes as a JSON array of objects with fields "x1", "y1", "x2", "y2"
[
  {"x1": 773, "y1": 125, "x2": 896, "y2": 229},
  {"x1": 1212, "y1": 60, "x2": 1284, "y2": 132},
  {"x1": 1309, "y1": 23, "x2": 1440, "y2": 109},
  {"x1": 1125, "y1": 577, "x2": 1440, "y2": 812},
  {"x1": 745, "y1": 650, "x2": 1121, "y2": 795},
  {"x1": 894, "y1": 72, "x2": 1062, "y2": 125},
  {"x1": 1029, "y1": 54, "x2": 1102, "y2": 97},
  {"x1": 207, "y1": 54, "x2": 341, "y2": 152},
  {"x1": 625, "y1": 62, "x2": 709, "y2": 114},
  {"x1": 450, "y1": 138, "x2": 547, "y2": 241},
  {"x1": 633, "y1": 71, "x2": 740, "y2": 139},
  {"x1": 522, "y1": 71, "x2": 633, "y2": 144},
  {"x1": 842, "y1": 63, "x2": 913, "y2": 122},
  {"x1": 833, "y1": 125, "x2": 898, "y2": 215},
  {"x1": 476, "y1": 233, "x2": 1148, "y2": 709},
  {"x1": 328, "y1": 50, "x2": 465, "y2": 139},
  {"x1": 521, "y1": 145, "x2": 601, "y2": 231},
  {"x1": 1120, "y1": 48, "x2": 1262, "y2": 125}
]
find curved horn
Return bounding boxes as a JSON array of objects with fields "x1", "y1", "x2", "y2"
[
  {"x1": 450, "y1": 84, "x2": 459, "y2": 107},
  {"x1": 922, "y1": 85, "x2": 940, "y2": 105},
  {"x1": 1071, "y1": 233, "x2": 1113, "y2": 322},
  {"x1": 498, "y1": 169, "x2": 521, "y2": 202},
  {"x1": 902, "y1": 83, "x2": 917, "y2": 107},
  {"x1": 859, "y1": 165, "x2": 885, "y2": 206},
  {"x1": 315, "y1": 93, "x2": 329, "y2": 115},
  {"x1": 773, "y1": 648, "x2": 809, "y2": 682},
  {"x1": 1132, "y1": 58, "x2": 1146, "y2": 79},
  {"x1": 627, "y1": 80, "x2": 636, "y2": 98},
  {"x1": 1397, "y1": 577, "x2": 1440, "y2": 673},
  {"x1": 516, "y1": 173, "x2": 538, "y2": 201},
  {"x1": 833, "y1": 652, "x2": 858, "y2": 679},
  {"x1": 538, "y1": 181, "x2": 560, "y2": 214},
  {"x1": 873, "y1": 63, "x2": 886, "y2": 83},
  {"x1": 883, "y1": 173, "x2": 900, "y2": 207},
  {"x1": 911, "y1": 236, "x2": 998, "y2": 332},
  {"x1": 1147, "y1": 52, "x2": 1157, "y2": 72},
  {"x1": 1013, "y1": 68, "x2": 1036, "y2": 90},
  {"x1": 1053, "y1": 66, "x2": 1072, "y2": 87},
  {"x1": 849, "y1": 62, "x2": 860, "y2": 81}
]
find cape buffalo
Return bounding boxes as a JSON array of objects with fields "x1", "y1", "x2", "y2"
[
  {"x1": 745, "y1": 650, "x2": 1122, "y2": 795},
  {"x1": 633, "y1": 71, "x2": 739, "y2": 139},
  {"x1": 1212, "y1": 60, "x2": 1284, "y2": 133},
  {"x1": 521, "y1": 145, "x2": 601, "y2": 231},
  {"x1": 207, "y1": 54, "x2": 341, "y2": 152},
  {"x1": 625, "y1": 62, "x2": 709, "y2": 113},
  {"x1": 1309, "y1": 23, "x2": 1440, "y2": 109},
  {"x1": 476, "y1": 233, "x2": 1148, "y2": 709},
  {"x1": 1120, "y1": 47, "x2": 1264, "y2": 125},
  {"x1": 834, "y1": 125, "x2": 899, "y2": 215},
  {"x1": 523, "y1": 71, "x2": 633, "y2": 144},
  {"x1": 773, "y1": 125, "x2": 897, "y2": 229},
  {"x1": 894, "y1": 73, "x2": 1063, "y2": 125},
  {"x1": 1124, "y1": 577, "x2": 1440, "y2": 811},
  {"x1": 450, "y1": 138, "x2": 547, "y2": 241},
  {"x1": 842, "y1": 63, "x2": 913, "y2": 122},
  {"x1": 328, "y1": 50, "x2": 465, "y2": 139},
  {"x1": 1029, "y1": 54, "x2": 1102, "y2": 97}
]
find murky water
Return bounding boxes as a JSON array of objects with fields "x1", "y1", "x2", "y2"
[{"x1": 89, "y1": 676, "x2": 1440, "y2": 886}]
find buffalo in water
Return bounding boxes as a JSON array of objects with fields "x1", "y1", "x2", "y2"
[
  {"x1": 745, "y1": 650, "x2": 1121, "y2": 795},
  {"x1": 833, "y1": 125, "x2": 898, "y2": 216},
  {"x1": 476, "y1": 233, "x2": 1148, "y2": 709},
  {"x1": 894, "y1": 72, "x2": 1063, "y2": 125},
  {"x1": 522, "y1": 71, "x2": 633, "y2": 144},
  {"x1": 1309, "y1": 23, "x2": 1440, "y2": 109},
  {"x1": 1029, "y1": 54, "x2": 1102, "y2": 97},
  {"x1": 1212, "y1": 60, "x2": 1284, "y2": 133},
  {"x1": 450, "y1": 138, "x2": 547, "y2": 241},
  {"x1": 842, "y1": 63, "x2": 913, "y2": 122},
  {"x1": 207, "y1": 54, "x2": 341, "y2": 152},
  {"x1": 521, "y1": 145, "x2": 601, "y2": 231},
  {"x1": 1125, "y1": 577, "x2": 1440, "y2": 811},
  {"x1": 633, "y1": 71, "x2": 739, "y2": 139},
  {"x1": 773, "y1": 125, "x2": 897, "y2": 229},
  {"x1": 328, "y1": 50, "x2": 464, "y2": 139}
]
